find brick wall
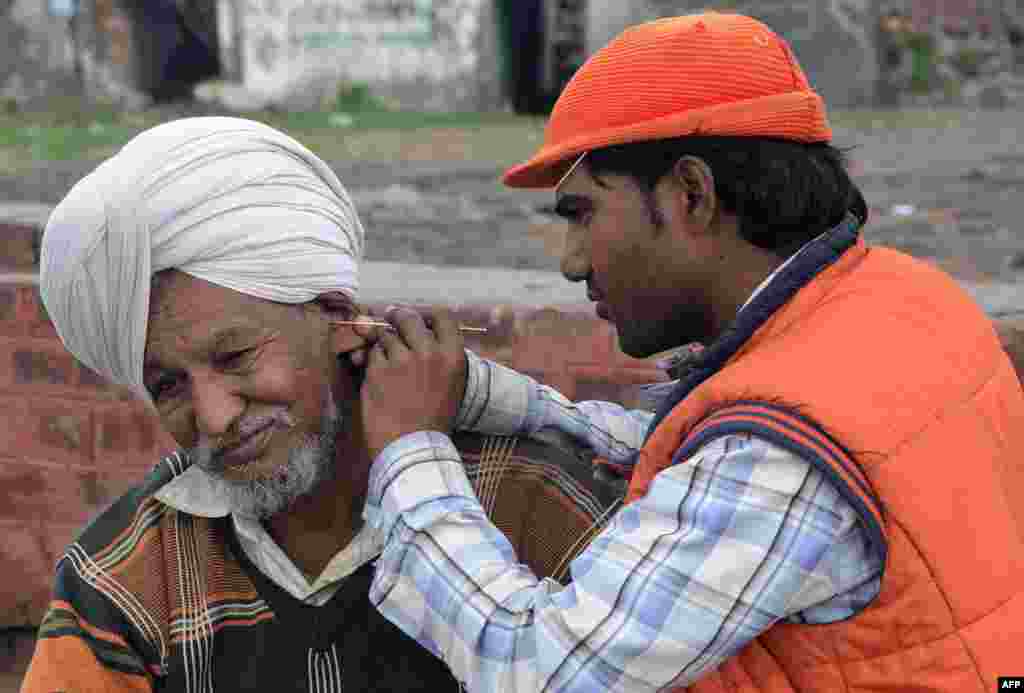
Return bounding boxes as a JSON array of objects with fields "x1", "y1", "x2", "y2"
[{"x1": 0, "y1": 276, "x2": 179, "y2": 629}]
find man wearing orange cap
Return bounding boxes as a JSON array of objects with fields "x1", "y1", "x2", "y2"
[{"x1": 352, "y1": 11, "x2": 1024, "y2": 692}]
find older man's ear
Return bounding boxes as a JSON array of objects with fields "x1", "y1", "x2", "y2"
[{"x1": 313, "y1": 292, "x2": 375, "y2": 366}]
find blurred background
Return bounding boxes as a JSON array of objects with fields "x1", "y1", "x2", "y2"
[
  {"x1": 5, "y1": 0, "x2": 1024, "y2": 277},
  {"x1": 3, "y1": 1, "x2": 1024, "y2": 689}
]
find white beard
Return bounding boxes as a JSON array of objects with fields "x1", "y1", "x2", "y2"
[{"x1": 187, "y1": 388, "x2": 343, "y2": 519}]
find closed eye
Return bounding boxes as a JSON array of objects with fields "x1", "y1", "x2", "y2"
[
  {"x1": 554, "y1": 196, "x2": 592, "y2": 225},
  {"x1": 215, "y1": 348, "x2": 256, "y2": 369},
  {"x1": 147, "y1": 372, "x2": 185, "y2": 401}
]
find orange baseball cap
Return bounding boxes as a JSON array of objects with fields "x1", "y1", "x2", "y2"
[{"x1": 504, "y1": 12, "x2": 833, "y2": 189}]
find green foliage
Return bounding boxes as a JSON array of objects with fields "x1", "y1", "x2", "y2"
[
  {"x1": 0, "y1": 101, "x2": 541, "y2": 174},
  {"x1": 334, "y1": 81, "x2": 388, "y2": 113},
  {"x1": 903, "y1": 32, "x2": 939, "y2": 93},
  {"x1": 0, "y1": 97, "x2": 971, "y2": 176}
]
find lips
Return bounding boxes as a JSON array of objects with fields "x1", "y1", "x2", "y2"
[{"x1": 216, "y1": 424, "x2": 275, "y2": 470}]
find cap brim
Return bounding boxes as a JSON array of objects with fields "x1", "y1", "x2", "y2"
[
  {"x1": 503, "y1": 147, "x2": 588, "y2": 189},
  {"x1": 502, "y1": 90, "x2": 831, "y2": 189}
]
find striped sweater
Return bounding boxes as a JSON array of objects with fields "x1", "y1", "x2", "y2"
[{"x1": 22, "y1": 431, "x2": 621, "y2": 692}]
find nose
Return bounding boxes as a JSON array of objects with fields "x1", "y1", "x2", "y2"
[
  {"x1": 560, "y1": 223, "x2": 590, "y2": 282},
  {"x1": 191, "y1": 373, "x2": 244, "y2": 440}
]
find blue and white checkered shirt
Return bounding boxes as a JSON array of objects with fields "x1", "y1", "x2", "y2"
[{"x1": 364, "y1": 352, "x2": 883, "y2": 692}]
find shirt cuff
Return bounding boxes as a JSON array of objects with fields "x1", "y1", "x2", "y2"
[
  {"x1": 365, "y1": 430, "x2": 478, "y2": 535},
  {"x1": 454, "y1": 350, "x2": 534, "y2": 435}
]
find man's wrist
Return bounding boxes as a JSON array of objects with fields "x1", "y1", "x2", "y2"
[
  {"x1": 454, "y1": 351, "x2": 535, "y2": 434},
  {"x1": 454, "y1": 349, "x2": 486, "y2": 430}
]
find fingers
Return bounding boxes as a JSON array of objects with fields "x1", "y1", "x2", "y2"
[
  {"x1": 346, "y1": 308, "x2": 391, "y2": 367},
  {"x1": 348, "y1": 305, "x2": 459, "y2": 360},
  {"x1": 423, "y1": 306, "x2": 461, "y2": 349},
  {"x1": 385, "y1": 306, "x2": 436, "y2": 353},
  {"x1": 349, "y1": 308, "x2": 388, "y2": 340},
  {"x1": 374, "y1": 322, "x2": 405, "y2": 359}
]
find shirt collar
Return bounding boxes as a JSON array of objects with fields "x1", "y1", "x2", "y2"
[
  {"x1": 739, "y1": 229, "x2": 829, "y2": 313},
  {"x1": 154, "y1": 462, "x2": 385, "y2": 602},
  {"x1": 655, "y1": 229, "x2": 831, "y2": 381},
  {"x1": 154, "y1": 464, "x2": 234, "y2": 518}
]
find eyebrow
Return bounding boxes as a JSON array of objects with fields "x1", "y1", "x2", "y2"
[
  {"x1": 211, "y1": 325, "x2": 270, "y2": 351},
  {"x1": 144, "y1": 324, "x2": 270, "y2": 372}
]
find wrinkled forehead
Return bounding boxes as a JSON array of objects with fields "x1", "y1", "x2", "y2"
[
  {"x1": 144, "y1": 272, "x2": 284, "y2": 366},
  {"x1": 147, "y1": 270, "x2": 278, "y2": 330}
]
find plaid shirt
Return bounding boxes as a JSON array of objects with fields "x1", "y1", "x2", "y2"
[{"x1": 364, "y1": 353, "x2": 883, "y2": 692}]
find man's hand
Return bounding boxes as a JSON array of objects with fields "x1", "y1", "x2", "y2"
[{"x1": 355, "y1": 306, "x2": 467, "y2": 460}]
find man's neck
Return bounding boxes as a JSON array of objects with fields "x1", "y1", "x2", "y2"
[
  {"x1": 712, "y1": 245, "x2": 785, "y2": 336},
  {"x1": 264, "y1": 448, "x2": 369, "y2": 581}
]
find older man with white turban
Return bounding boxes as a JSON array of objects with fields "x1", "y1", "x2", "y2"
[{"x1": 21, "y1": 117, "x2": 621, "y2": 693}]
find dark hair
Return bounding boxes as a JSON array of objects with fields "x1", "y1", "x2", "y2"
[{"x1": 585, "y1": 136, "x2": 867, "y2": 258}]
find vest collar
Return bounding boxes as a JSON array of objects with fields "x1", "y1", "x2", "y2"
[{"x1": 644, "y1": 213, "x2": 865, "y2": 441}]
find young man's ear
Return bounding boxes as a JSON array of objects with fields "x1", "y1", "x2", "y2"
[{"x1": 670, "y1": 156, "x2": 718, "y2": 230}]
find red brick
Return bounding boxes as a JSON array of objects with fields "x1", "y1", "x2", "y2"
[
  {"x1": 0, "y1": 287, "x2": 15, "y2": 322},
  {"x1": 0, "y1": 397, "x2": 95, "y2": 465},
  {"x1": 11, "y1": 341, "x2": 75, "y2": 387},
  {"x1": 0, "y1": 286, "x2": 27, "y2": 338},
  {"x1": 94, "y1": 406, "x2": 159, "y2": 463},
  {"x1": 103, "y1": 466, "x2": 153, "y2": 501},
  {"x1": 0, "y1": 520, "x2": 54, "y2": 628},
  {"x1": 0, "y1": 340, "x2": 13, "y2": 386},
  {"x1": 74, "y1": 365, "x2": 136, "y2": 402},
  {"x1": 14, "y1": 286, "x2": 39, "y2": 321},
  {"x1": 0, "y1": 224, "x2": 38, "y2": 270},
  {"x1": 0, "y1": 520, "x2": 79, "y2": 626},
  {"x1": 511, "y1": 307, "x2": 614, "y2": 371},
  {"x1": 28, "y1": 286, "x2": 57, "y2": 339},
  {"x1": 570, "y1": 365, "x2": 665, "y2": 385},
  {"x1": 461, "y1": 304, "x2": 519, "y2": 365},
  {"x1": 0, "y1": 519, "x2": 81, "y2": 628},
  {"x1": 0, "y1": 460, "x2": 112, "y2": 526},
  {"x1": 0, "y1": 339, "x2": 120, "y2": 402}
]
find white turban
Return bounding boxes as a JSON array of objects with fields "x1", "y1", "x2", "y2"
[{"x1": 39, "y1": 117, "x2": 364, "y2": 405}]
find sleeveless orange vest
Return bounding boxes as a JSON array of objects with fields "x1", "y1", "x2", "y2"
[{"x1": 629, "y1": 227, "x2": 1024, "y2": 691}]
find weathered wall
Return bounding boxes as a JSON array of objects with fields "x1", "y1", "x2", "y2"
[
  {"x1": 1, "y1": 0, "x2": 147, "y2": 108},
  {"x1": 226, "y1": 0, "x2": 502, "y2": 111},
  {"x1": 585, "y1": 0, "x2": 879, "y2": 108},
  {"x1": 1, "y1": 0, "x2": 80, "y2": 104}
]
